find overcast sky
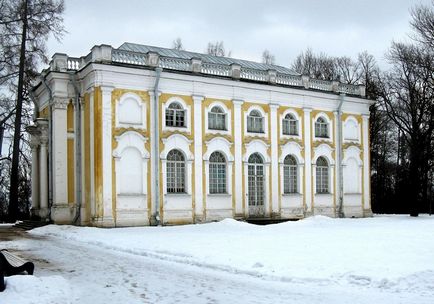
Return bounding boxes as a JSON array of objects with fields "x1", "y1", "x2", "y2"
[{"x1": 47, "y1": 0, "x2": 432, "y2": 69}]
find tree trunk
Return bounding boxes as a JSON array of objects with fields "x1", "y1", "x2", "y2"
[
  {"x1": 409, "y1": 139, "x2": 422, "y2": 217},
  {"x1": 8, "y1": 0, "x2": 28, "y2": 222}
]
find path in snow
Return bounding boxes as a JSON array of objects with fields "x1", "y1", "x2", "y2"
[{"x1": 1, "y1": 228, "x2": 432, "y2": 304}]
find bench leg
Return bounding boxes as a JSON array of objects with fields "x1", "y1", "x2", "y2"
[{"x1": 0, "y1": 271, "x2": 5, "y2": 292}]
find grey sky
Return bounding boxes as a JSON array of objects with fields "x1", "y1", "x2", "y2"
[{"x1": 47, "y1": 0, "x2": 431, "y2": 68}]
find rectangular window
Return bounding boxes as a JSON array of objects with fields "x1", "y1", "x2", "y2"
[
  {"x1": 166, "y1": 109, "x2": 186, "y2": 127},
  {"x1": 315, "y1": 123, "x2": 328, "y2": 138},
  {"x1": 208, "y1": 113, "x2": 226, "y2": 130},
  {"x1": 283, "y1": 120, "x2": 298, "y2": 135},
  {"x1": 247, "y1": 116, "x2": 264, "y2": 133},
  {"x1": 284, "y1": 166, "x2": 297, "y2": 193},
  {"x1": 316, "y1": 167, "x2": 329, "y2": 193},
  {"x1": 209, "y1": 163, "x2": 226, "y2": 193},
  {"x1": 167, "y1": 161, "x2": 185, "y2": 193}
]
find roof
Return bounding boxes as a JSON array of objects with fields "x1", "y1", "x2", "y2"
[{"x1": 118, "y1": 42, "x2": 300, "y2": 76}]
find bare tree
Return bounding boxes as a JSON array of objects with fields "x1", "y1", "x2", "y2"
[
  {"x1": 291, "y1": 48, "x2": 338, "y2": 80},
  {"x1": 335, "y1": 56, "x2": 361, "y2": 84},
  {"x1": 262, "y1": 50, "x2": 275, "y2": 65},
  {"x1": 1, "y1": 0, "x2": 65, "y2": 221},
  {"x1": 410, "y1": 1, "x2": 434, "y2": 47},
  {"x1": 379, "y1": 42, "x2": 434, "y2": 216},
  {"x1": 172, "y1": 37, "x2": 184, "y2": 51},
  {"x1": 206, "y1": 41, "x2": 230, "y2": 57}
]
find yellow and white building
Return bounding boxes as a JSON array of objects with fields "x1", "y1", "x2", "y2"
[{"x1": 28, "y1": 43, "x2": 374, "y2": 226}]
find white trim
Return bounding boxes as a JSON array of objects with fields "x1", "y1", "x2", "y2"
[
  {"x1": 313, "y1": 112, "x2": 333, "y2": 143},
  {"x1": 205, "y1": 101, "x2": 232, "y2": 136},
  {"x1": 280, "y1": 108, "x2": 302, "y2": 140},
  {"x1": 162, "y1": 96, "x2": 191, "y2": 134},
  {"x1": 343, "y1": 115, "x2": 361, "y2": 143},
  {"x1": 115, "y1": 92, "x2": 146, "y2": 130},
  {"x1": 244, "y1": 105, "x2": 268, "y2": 138}
]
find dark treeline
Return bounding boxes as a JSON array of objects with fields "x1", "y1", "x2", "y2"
[{"x1": 290, "y1": 2, "x2": 434, "y2": 216}]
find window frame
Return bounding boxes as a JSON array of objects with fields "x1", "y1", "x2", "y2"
[
  {"x1": 316, "y1": 156, "x2": 329, "y2": 194},
  {"x1": 282, "y1": 113, "x2": 298, "y2": 136},
  {"x1": 208, "y1": 106, "x2": 227, "y2": 131},
  {"x1": 165, "y1": 102, "x2": 186, "y2": 128},
  {"x1": 166, "y1": 149, "x2": 186, "y2": 194},
  {"x1": 247, "y1": 110, "x2": 265, "y2": 133},
  {"x1": 283, "y1": 155, "x2": 298, "y2": 194},
  {"x1": 208, "y1": 151, "x2": 227, "y2": 194},
  {"x1": 315, "y1": 116, "x2": 329, "y2": 138}
]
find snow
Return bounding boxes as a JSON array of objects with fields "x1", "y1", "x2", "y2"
[
  {"x1": 2, "y1": 215, "x2": 434, "y2": 303},
  {"x1": 1, "y1": 275, "x2": 71, "y2": 304}
]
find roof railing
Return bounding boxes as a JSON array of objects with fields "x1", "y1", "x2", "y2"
[{"x1": 49, "y1": 45, "x2": 366, "y2": 97}]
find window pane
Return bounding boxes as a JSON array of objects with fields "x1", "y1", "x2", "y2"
[
  {"x1": 167, "y1": 150, "x2": 185, "y2": 193},
  {"x1": 209, "y1": 152, "x2": 226, "y2": 194}
]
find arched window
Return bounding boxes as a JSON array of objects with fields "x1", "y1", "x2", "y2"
[
  {"x1": 248, "y1": 153, "x2": 264, "y2": 164},
  {"x1": 282, "y1": 113, "x2": 298, "y2": 135},
  {"x1": 208, "y1": 106, "x2": 226, "y2": 130},
  {"x1": 166, "y1": 102, "x2": 186, "y2": 127},
  {"x1": 316, "y1": 157, "x2": 329, "y2": 193},
  {"x1": 247, "y1": 110, "x2": 264, "y2": 133},
  {"x1": 315, "y1": 117, "x2": 329, "y2": 138},
  {"x1": 167, "y1": 149, "x2": 185, "y2": 193},
  {"x1": 283, "y1": 155, "x2": 297, "y2": 193},
  {"x1": 209, "y1": 151, "x2": 226, "y2": 194}
]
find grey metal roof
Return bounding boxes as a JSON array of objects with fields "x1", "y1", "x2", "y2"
[{"x1": 118, "y1": 42, "x2": 300, "y2": 76}]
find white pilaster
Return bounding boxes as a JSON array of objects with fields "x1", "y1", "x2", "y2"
[
  {"x1": 334, "y1": 111, "x2": 341, "y2": 215},
  {"x1": 31, "y1": 144, "x2": 39, "y2": 210},
  {"x1": 192, "y1": 95, "x2": 204, "y2": 221},
  {"x1": 303, "y1": 108, "x2": 313, "y2": 214},
  {"x1": 38, "y1": 119, "x2": 49, "y2": 219},
  {"x1": 51, "y1": 98, "x2": 69, "y2": 222},
  {"x1": 269, "y1": 103, "x2": 279, "y2": 214},
  {"x1": 233, "y1": 99, "x2": 244, "y2": 216},
  {"x1": 101, "y1": 86, "x2": 115, "y2": 226},
  {"x1": 27, "y1": 125, "x2": 40, "y2": 215},
  {"x1": 362, "y1": 114, "x2": 371, "y2": 214}
]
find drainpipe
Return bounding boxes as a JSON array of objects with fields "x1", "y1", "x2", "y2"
[
  {"x1": 70, "y1": 73, "x2": 82, "y2": 225},
  {"x1": 152, "y1": 67, "x2": 162, "y2": 226},
  {"x1": 40, "y1": 75, "x2": 53, "y2": 221},
  {"x1": 337, "y1": 93, "x2": 345, "y2": 218}
]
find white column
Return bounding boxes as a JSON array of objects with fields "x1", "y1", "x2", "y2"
[
  {"x1": 51, "y1": 98, "x2": 69, "y2": 222},
  {"x1": 30, "y1": 143, "x2": 39, "y2": 211},
  {"x1": 269, "y1": 103, "x2": 279, "y2": 215},
  {"x1": 101, "y1": 86, "x2": 115, "y2": 226},
  {"x1": 334, "y1": 111, "x2": 341, "y2": 215},
  {"x1": 303, "y1": 108, "x2": 313, "y2": 214},
  {"x1": 362, "y1": 114, "x2": 371, "y2": 215},
  {"x1": 39, "y1": 135, "x2": 48, "y2": 218},
  {"x1": 233, "y1": 99, "x2": 244, "y2": 216},
  {"x1": 192, "y1": 95, "x2": 204, "y2": 222}
]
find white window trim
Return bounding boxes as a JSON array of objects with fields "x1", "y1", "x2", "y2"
[
  {"x1": 279, "y1": 142, "x2": 305, "y2": 196},
  {"x1": 115, "y1": 92, "x2": 146, "y2": 130},
  {"x1": 203, "y1": 137, "x2": 234, "y2": 196},
  {"x1": 244, "y1": 105, "x2": 268, "y2": 138},
  {"x1": 313, "y1": 112, "x2": 333, "y2": 143},
  {"x1": 343, "y1": 115, "x2": 361, "y2": 143},
  {"x1": 205, "y1": 101, "x2": 232, "y2": 136},
  {"x1": 280, "y1": 109, "x2": 302, "y2": 140},
  {"x1": 112, "y1": 131, "x2": 150, "y2": 196},
  {"x1": 160, "y1": 134, "x2": 194, "y2": 196},
  {"x1": 162, "y1": 97, "x2": 191, "y2": 134}
]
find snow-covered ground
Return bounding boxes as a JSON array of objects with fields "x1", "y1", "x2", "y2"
[{"x1": 1, "y1": 215, "x2": 434, "y2": 303}]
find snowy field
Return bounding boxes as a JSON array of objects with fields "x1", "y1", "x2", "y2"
[{"x1": 1, "y1": 215, "x2": 434, "y2": 303}]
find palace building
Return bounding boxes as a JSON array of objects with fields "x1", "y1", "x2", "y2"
[{"x1": 28, "y1": 43, "x2": 374, "y2": 226}]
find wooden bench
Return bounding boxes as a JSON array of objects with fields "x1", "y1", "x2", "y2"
[{"x1": 0, "y1": 249, "x2": 34, "y2": 292}]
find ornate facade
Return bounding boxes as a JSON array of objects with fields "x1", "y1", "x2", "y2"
[{"x1": 29, "y1": 43, "x2": 374, "y2": 226}]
